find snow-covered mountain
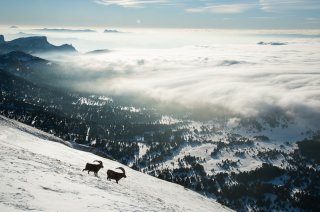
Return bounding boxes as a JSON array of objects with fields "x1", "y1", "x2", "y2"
[
  {"x1": 0, "y1": 115, "x2": 231, "y2": 212},
  {"x1": 1, "y1": 31, "x2": 319, "y2": 210}
]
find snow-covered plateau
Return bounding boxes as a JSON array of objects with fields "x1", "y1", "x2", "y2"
[{"x1": 0, "y1": 115, "x2": 231, "y2": 212}]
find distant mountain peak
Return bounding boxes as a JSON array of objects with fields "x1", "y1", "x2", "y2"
[
  {"x1": 104, "y1": 29, "x2": 120, "y2": 33},
  {"x1": 0, "y1": 35, "x2": 77, "y2": 54},
  {"x1": 9, "y1": 36, "x2": 50, "y2": 46},
  {"x1": 36, "y1": 28, "x2": 96, "y2": 33},
  {"x1": 85, "y1": 49, "x2": 110, "y2": 55}
]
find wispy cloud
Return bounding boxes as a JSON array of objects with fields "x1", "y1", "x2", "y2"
[
  {"x1": 95, "y1": 0, "x2": 169, "y2": 8},
  {"x1": 305, "y1": 17, "x2": 320, "y2": 24},
  {"x1": 259, "y1": 0, "x2": 320, "y2": 12},
  {"x1": 95, "y1": 0, "x2": 320, "y2": 13},
  {"x1": 186, "y1": 4, "x2": 253, "y2": 14}
]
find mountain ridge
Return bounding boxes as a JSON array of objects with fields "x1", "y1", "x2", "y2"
[{"x1": 0, "y1": 35, "x2": 77, "y2": 54}]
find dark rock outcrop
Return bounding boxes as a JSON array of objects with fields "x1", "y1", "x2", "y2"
[{"x1": 0, "y1": 35, "x2": 4, "y2": 44}]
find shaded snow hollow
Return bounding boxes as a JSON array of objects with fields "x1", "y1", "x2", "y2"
[{"x1": 0, "y1": 116, "x2": 231, "y2": 212}]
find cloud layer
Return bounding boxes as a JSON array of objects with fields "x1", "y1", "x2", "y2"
[
  {"x1": 39, "y1": 29, "x2": 320, "y2": 128},
  {"x1": 186, "y1": 4, "x2": 253, "y2": 14},
  {"x1": 95, "y1": 0, "x2": 169, "y2": 8},
  {"x1": 259, "y1": 0, "x2": 320, "y2": 12},
  {"x1": 95, "y1": 0, "x2": 320, "y2": 13}
]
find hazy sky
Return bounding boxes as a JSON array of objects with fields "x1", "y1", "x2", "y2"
[{"x1": 0, "y1": 0, "x2": 320, "y2": 28}]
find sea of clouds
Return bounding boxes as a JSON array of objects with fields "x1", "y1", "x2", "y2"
[{"x1": 2, "y1": 27, "x2": 320, "y2": 126}]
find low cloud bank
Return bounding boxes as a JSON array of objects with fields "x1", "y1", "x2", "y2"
[{"x1": 46, "y1": 41, "x2": 320, "y2": 128}]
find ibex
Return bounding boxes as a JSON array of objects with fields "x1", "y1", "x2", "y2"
[
  {"x1": 83, "y1": 160, "x2": 104, "y2": 177},
  {"x1": 107, "y1": 167, "x2": 126, "y2": 183}
]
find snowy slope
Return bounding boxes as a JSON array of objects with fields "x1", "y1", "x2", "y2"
[{"x1": 0, "y1": 116, "x2": 231, "y2": 212}]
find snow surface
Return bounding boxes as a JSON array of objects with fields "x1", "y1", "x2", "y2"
[
  {"x1": 0, "y1": 116, "x2": 231, "y2": 212},
  {"x1": 159, "y1": 120, "x2": 297, "y2": 174}
]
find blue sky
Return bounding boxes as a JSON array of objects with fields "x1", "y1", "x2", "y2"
[{"x1": 0, "y1": 0, "x2": 320, "y2": 28}]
